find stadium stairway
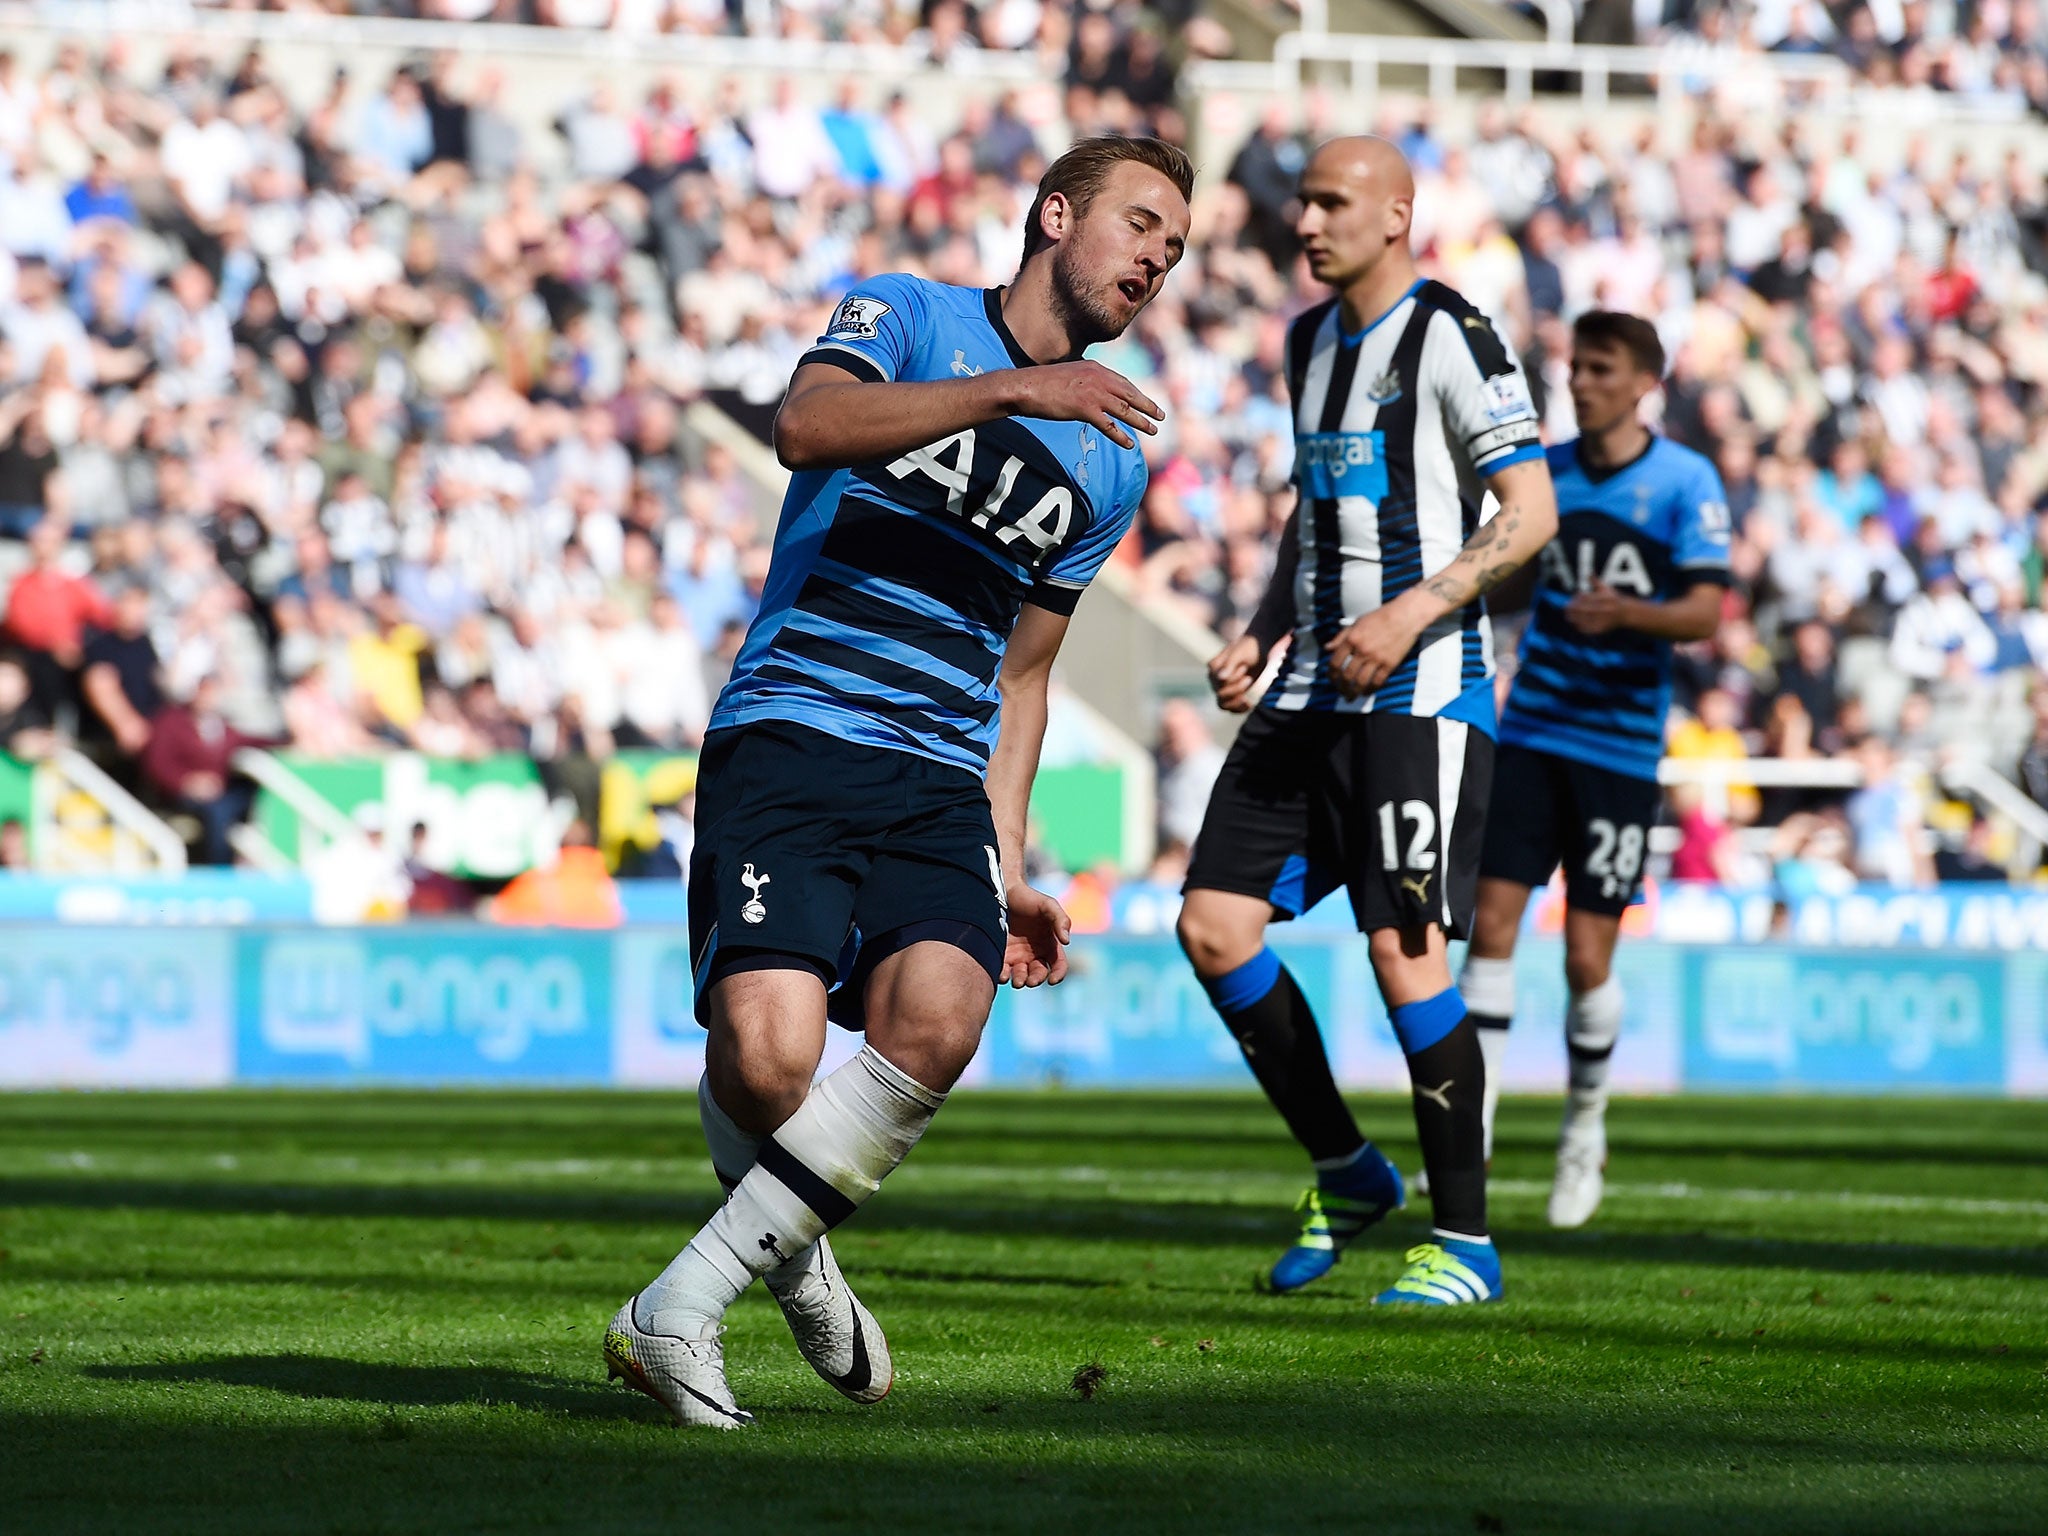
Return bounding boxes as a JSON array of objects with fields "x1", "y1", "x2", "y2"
[{"x1": 1206, "y1": 0, "x2": 1544, "y2": 68}]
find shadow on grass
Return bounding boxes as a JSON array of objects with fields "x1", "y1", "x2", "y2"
[
  {"x1": 1494, "y1": 1224, "x2": 2048, "y2": 1280},
  {"x1": 12, "y1": 1364, "x2": 2047, "y2": 1536},
  {"x1": 85, "y1": 1354, "x2": 660, "y2": 1423},
  {"x1": 8, "y1": 1176, "x2": 2046, "y2": 1284},
  {"x1": 12, "y1": 1093, "x2": 2047, "y2": 1173},
  {"x1": 860, "y1": 1265, "x2": 1122, "y2": 1290}
]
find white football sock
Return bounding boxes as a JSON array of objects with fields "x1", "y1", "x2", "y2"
[
  {"x1": 1459, "y1": 956, "x2": 1516, "y2": 1161},
  {"x1": 697, "y1": 1071, "x2": 764, "y2": 1190},
  {"x1": 1564, "y1": 976, "x2": 1624, "y2": 1127},
  {"x1": 644, "y1": 1046, "x2": 945, "y2": 1338},
  {"x1": 696, "y1": 1073, "x2": 823, "y2": 1291},
  {"x1": 1476, "y1": 1023, "x2": 1508, "y2": 1161}
]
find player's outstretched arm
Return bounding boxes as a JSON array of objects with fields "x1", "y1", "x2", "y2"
[
  {"x1": 985, "y1": 603, "x2": 1075, "y2": 989},
  {"x1": 1326, "y1": 457, "x2": 1558, "y2": 700},
  {"x1": 1208, "y1": 505, "x2": 1299, "y2": 713},
  {"x1": 1565, "y1": 578, "x2": 1723, "y2": 641},
  {"x1": 773, "y1": 361, "x2": 1164, "y2": 470}
]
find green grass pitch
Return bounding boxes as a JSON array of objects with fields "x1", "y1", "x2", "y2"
[{"x1": 2, "y1": 1090, "x2": 2044, "y2": 1534}]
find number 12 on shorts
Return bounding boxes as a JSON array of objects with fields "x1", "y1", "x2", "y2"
[
  {"x1": 1587, "y1": 817, "x2": 1643, "y2": 900},
  {"x1": 1377, "y1": 800, "x2": 1438, "y2": 871}
]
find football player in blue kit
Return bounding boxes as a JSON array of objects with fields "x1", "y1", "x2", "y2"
[
  {"x1": 1457, "y1": 310, "x2": 1731, "y2": 1228},
  {"x1": 603, "y1": 136, "x2": 1194, "y2": 1428}
]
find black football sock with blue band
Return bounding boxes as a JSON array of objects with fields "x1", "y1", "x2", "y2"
[
  {"x1": 1391, "y1": 988, "x2": 1489, "y2": 1240},
  {"x1": 1200, "y1": 947, "x2": 1366, "y2": 1164}
]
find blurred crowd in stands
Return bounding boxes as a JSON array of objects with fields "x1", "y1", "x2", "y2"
[
  {"x1": 180, "y1": 0, "x2": 1249, "y2": 95},
  {"x1": 177, "y1": 0, "x2": 2048, "y2": 116},
  {"x1": 1129, "y1": 83, "x2": 2048, "y2": 894},
  {"x1": 0, "y1": 18, "x2": 2041, "y2": 893},
  {"x1": 1634, "y1": 0, "x2": 2048, "y2": 114}
]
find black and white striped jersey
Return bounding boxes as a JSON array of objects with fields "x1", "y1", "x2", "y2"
[{"x1": 1266, "y1": 279, "x2": 1544, "y2": 731}]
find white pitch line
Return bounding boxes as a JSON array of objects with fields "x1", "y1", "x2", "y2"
[
  {"x1": 24, "y1": 1151, "x2": 2048, "y2": 1221},
  {"x1": 897, "y1": 1167, "x2": 2048, "y2": 1220},
  {"x1": 1591, "y1": 1180, "x2": 2048, "y2": 1220}
]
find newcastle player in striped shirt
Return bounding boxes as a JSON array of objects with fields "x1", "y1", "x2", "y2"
[{"x1": 1178, "y1": 137, "x2": 1558, "y2": 1306}]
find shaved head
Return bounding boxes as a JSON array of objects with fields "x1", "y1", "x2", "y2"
[
  {"x1": 1295, "y1": 135, "x2": 1419, "y2": 307},
  {"x1": 1305, "y1": 135, "x2": 1415, "y2": 204}
]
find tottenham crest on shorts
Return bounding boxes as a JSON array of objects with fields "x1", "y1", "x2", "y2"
[
  {"x1": 739, "y1": 863, "x2": 771, "y2": 924},
  {"x1": 828, "y1": 296, "x2": 892, "y2": 341}
]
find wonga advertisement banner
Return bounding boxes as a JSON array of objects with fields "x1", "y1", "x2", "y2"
[
  {"x1": 237, "y1": 928, "x2": 613, "y2": 1083},
  {"x1": 0, "y1": 923, "x2": 2039, "y2": 1094},
  {"x1": 1682, "y1": 947, "x2": 2011, "y2": 1092},
  {"x1": 0, "y1": 928, "x2": 235, "y2": 1087},
  {"x1": 977, "y1": 935, "x2": 1685, "y2": 1095}
]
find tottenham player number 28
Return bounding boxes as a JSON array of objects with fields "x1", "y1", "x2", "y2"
[{"x1": 1586, "y1": 817, "x2": 1646, "y2": 900}]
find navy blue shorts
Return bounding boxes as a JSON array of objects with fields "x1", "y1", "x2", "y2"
[
  {"x1": 1479, "y1": 742, "x2": 1662, "y2": 917},
  {"x1": 687, "y1": 720, "x2": 1008, "y2": 1026}
]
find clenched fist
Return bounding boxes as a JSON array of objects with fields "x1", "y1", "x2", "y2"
[{"x1": 1207, "y1": 634, "x2": 1269, "y2": 713}]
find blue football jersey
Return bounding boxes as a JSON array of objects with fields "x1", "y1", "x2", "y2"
[
  {"x1": 1499, "y1": 437, "x2": 1732, "y2": 781},
  {"x1": 709, "y1": 275, "x2": 1147, "y2": 775}
]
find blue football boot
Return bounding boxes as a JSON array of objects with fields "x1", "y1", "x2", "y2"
[
  {"x1": 1262, "y1": 1145, "x2": 1405, "y2": 1294},
  {"x1": 1372, "y1": 1236, "x2": 1504, "y2": 1306}
]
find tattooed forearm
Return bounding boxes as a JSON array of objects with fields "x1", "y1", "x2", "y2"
[
  {"x1": 1396, "y1": 459, "x2": 1557, "y2": 620},
  {"x1": 1423, "y1": 506, "x2": 1531, "y2": 607}
]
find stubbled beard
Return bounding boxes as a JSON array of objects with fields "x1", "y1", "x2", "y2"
[{"x1": 1050, "y1": 240, "x2": 1129, "y2": 349}]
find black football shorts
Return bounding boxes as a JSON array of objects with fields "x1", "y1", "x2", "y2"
[{"x1": 1184, "y1": 706, "x2": 1494, "y2": 938}]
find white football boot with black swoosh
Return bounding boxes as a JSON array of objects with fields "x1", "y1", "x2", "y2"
[
  {"x1": 603, "y1": 1294, "x2": 754, "y2": 1429},
  {"x1": 765, "y1": 1234, "x2": 892, "y2": 1404}
]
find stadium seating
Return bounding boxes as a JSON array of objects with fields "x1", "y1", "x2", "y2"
[{"x1": 0, "y1": 6, "x2": 2040, "y2": 903}]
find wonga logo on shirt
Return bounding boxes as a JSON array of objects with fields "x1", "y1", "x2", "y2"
[{"x1": 1295, "y1": 432, "x2": 1388, "y2": 502}]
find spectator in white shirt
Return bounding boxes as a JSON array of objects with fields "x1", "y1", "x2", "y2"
[
  {"x1": 1851, "y1": 512, "x2": 1920, "y2": 611},
  {"x1": 1, "y1": 257, "x2": 93, "y2": 391},
  {"x1": 0, "y1": 51, "x2": 38, "y2": 158},
  {"x1": 551, "y1": 406, "x2": 633, "y2": 509},
  {"x1": 747, "y1": 77, "x2": 838, "y2": 201},
  {"x1": 1865, "y1": 334, "x2": 1933, "y2": 447},
  {"x1": 1926, "y1": 455, "x2": 2000, "y2": 547},
  {"x1": 617, "y1": 592, "x2": 709, "y2": 748},
  {"x1": 323, "y1": 220, "x2": 403, "y2": 316},
  {"x1": 142, "y1": 262, "x2": 235, "y2": 402},
  {"x1": 1890, "y1": 561, "x2": 1998, "y2": 680},
  {"x1": 1726, "y1": 164, "x2": 1800, "y2": 270},
  {"x1": 558, "y1": 82, "x2": 638, "y2": 186},
  {"x1": 1156, "y1": 698, "x2": 1226, "y2": 851},
  {"x1": 160, "y1": 94, "x2": 251, "y2": 232},
  {"x1": 1413, "y1": 145, "x2": 1493, "y2": 256},
  {"x1": 489, "y1": 608, "x2": 564, "y2": 727},
  {"x1": 1768, "y1": 499, "x2": 1868, "y2": 625},
  {"x1": 322, "y1": 472, "x2": 399, "y2": 595},
  {"x1": 674, "y1": 245, "x2": 774, "y2": 347},
  {"x1": 0, "y1": 167, "x2": 73, "y2": 267}
]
